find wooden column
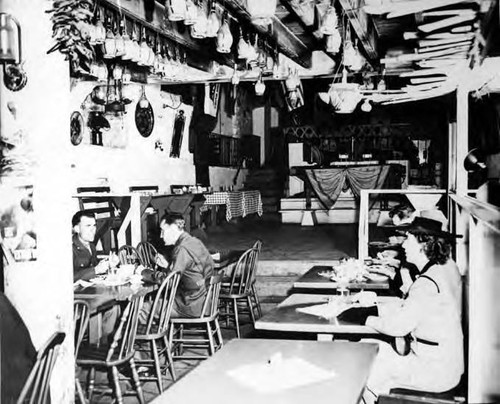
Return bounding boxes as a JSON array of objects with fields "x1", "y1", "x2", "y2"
[
  {"x1": 0, "y1": 0, "x2": 74, "y2": 401},
  {"x1": 454, "y1": 86, "x2": 470, "y2": 273}
]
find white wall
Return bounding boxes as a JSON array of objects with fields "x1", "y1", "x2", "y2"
[{"x1": 69, "y1": 82, "x2": 196, "y2": 194}]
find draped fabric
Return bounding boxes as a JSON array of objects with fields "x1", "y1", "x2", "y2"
[{"x1": 305, "y1": 165, "x2": 391, "y2": 209}]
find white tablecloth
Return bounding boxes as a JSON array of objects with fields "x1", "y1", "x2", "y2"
[{"x1": 201, "y1": 190, "x2": 263, "y2": 221}]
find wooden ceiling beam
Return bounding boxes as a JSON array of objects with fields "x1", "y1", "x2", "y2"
[
  {"x1": 223, "y1": 0, "x2": 312, "y2": 68},
  {"x1": 338, "y1": 0, "x2": 378, "y2": 62}
]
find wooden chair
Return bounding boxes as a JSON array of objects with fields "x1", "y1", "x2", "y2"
[
  {"x1": 168, "y1": 274, "x2": 223, "y2": 360},
  {"x1": 219, "y1": 240, "x2": 262, "y2": 338},
  {"x1": 117, "y1": 245, "x2": 140, "y2": 266},
  {"x1": 136, "y1": 241, "x2": 158, "y2": 270},
  {"x1": 17, "y1": 331, "x2": 66, "y2": 404},
  {"x1": 73, "y1": 300, "x2": 90, "y2": 404},
  {"x1": 249, "y1": 240, "x2": 263, "y2": 318},
  {"x1": 76, "y1": 295, "x2": 145, "y2": 404},
  {"x1": 135, "y1": 272, "x2": 180, "y2": 393}
]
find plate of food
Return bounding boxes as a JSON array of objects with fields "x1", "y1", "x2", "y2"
[{"x1": 364, "y1": 272, "x2": 389, "y2": 282}]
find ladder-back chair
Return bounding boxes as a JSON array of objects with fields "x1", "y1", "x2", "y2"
[
  {"x1": 16, "y1": 332, "x2": 66, "y2": 404},
  {"x1": 135, "y1": 271, "x2": 180, "y2": 393},
  {"x1": 76, "y1": 295, "x2": 145, "y2": 404},
  {"x1": 169, "y1": 274, "x2": 223, "y2": 360}
]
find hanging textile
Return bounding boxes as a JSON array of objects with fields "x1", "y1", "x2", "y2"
[{"x1": 305, "y1": 165, "x2": 391, "y2": 209}]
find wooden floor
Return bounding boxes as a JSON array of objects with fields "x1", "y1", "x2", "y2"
[{"x1": 202, "y1": 215, "x2": 359, "y2": 261}]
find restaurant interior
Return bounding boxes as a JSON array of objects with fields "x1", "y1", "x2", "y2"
[{"x1": 1, "y1": 0, "x2": 500, "y2": 403}]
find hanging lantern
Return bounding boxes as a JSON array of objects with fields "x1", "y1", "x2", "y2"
[
  {"x1": 255, "y1": 71, "x2": 266, "y2": 96},
  {"x1": 325, "y1": 28, "x2": 341, "y2": 54},
  {"x1": 167, "y1": 0, "x2": 187, "y2": 21},
  {"x1": 246, "y1": 0, "x2": 277, "y2": 26},
  {"x1": 191, "y1": 4, "x2": 208, "y2": 38},
  {"x1": 320, "y1": 5, "x2": 338, "y2": 36},
  {"x1": 184, "y1": 0, "x2": 199, "y2": 25},
  {"x1": 328, "y1": 69, "x2": 362, "y2": 114},
  {"x1": 216, "y1": 15, "x2": 233, "y2": 53},
  {"x1": 361, "y1": 99, "x2": 372, "y2": 112},
  {"x1": 114, "y1": 17, "x2": 126, "y2": 58},
  {"x1": 206, "y1": 3, "x2": 220, "y2": 38}
]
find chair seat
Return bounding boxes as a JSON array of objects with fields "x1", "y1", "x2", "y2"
[
  {"x1": 136, "y1": 323, "x2": 168, "y2": 340},
  {"x1": 77, "y1": 343, "x2": 134, "y2": 367},
  {"x1": 171, "y1": 314, "x2": 218, "y2": 325}
]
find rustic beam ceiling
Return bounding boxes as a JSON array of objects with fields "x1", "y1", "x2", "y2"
[
  {"x1": 338, "y1": 0, "x2": 379, "y2": 63},
  {"x1": 223, "y1": 0, "x2": 312, "y2": 68}
]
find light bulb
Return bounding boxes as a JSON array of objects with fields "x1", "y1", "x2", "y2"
[
  {"x1": 361, "y1": 99, "x2": 372, "y2": 112},
  {"x1": 255, "y1": 76, "x2": 266, "y2": 96}
]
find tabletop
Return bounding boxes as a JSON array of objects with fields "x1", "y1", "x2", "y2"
[
  {"x1": 255, "y1": 293, "x2": 400, "y2": 338},
  {"x1": 74, "y1": 282, "x2": 156, "y2": 314},
  {"x1": 293, "y1": 265, "x2": 390, "y2": 291},
  {"x1": 150, "y1": 338, "x2": 378, "y2": 404}
]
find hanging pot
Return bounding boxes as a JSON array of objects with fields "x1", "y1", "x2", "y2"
[{"x1": 135, "y1": 86, "x2": 154, "y2": 138}]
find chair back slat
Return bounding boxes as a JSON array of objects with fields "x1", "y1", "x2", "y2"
[
  {"x1": 201, "y1": 274, "x2": 222, "y2": 318},
  {"x1": 117, "y1": 245, "x2": 140, "y2": 265},
  {"x1": 228, "y1": 246, "x2": 258, "y2": 295},
  {"x1": 17, "y1": 332, "x2": 66, "y2": 404},
  {"x1": 144, "y1": 272, "x2": 180, "y2": 334},
  {"x1": 136, "y1": 241, "x2": 158, "y2": 269},
  {"x1": 73, "y1": 300, "x2": 90, "y2": 358},
  {"x1": 106, "y1": 295, "x2": 144, "y2": 362},
  {"x1": 248, "y1": 240, "x2": 262, "y2": 287}
]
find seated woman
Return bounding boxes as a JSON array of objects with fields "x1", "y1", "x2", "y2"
[{"x1": 364, "y1": 217, "x2": 464, "y2": 402}]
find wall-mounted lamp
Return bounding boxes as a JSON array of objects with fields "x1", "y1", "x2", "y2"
[{"x1": 0, "y1": 13, "x2": 27, "y2": 91}]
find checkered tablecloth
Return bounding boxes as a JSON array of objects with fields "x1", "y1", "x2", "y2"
[{"x1": 201, "y1": 190, "x2": 263, "y2": 221}]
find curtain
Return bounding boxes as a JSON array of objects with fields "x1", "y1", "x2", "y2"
[{"x1": 305, "y1": 165, "x2": 391, "y2": 209}]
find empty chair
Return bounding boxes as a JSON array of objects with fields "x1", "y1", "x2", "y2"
[
  {"x1": 168, "y1": 274, "x2": 223, "y2": 361},
  {"x1": 17, "y1": 331, "x2": 66, "y2": 404},
  {"x1": 117, "y1": 245, "x2": 140, "y2": 266},
  {"x1": 248, "y1": 240, "x2": 263, "y2": 319},
  {"x1": 76, "y1": 295, "x2": 145, "y2": 404},
  {"x1": 73, "y1": 300, "x2": 90, "y2": 404},
  {"x1": 136, "y1": 241, "x2": 158, "y2": 270},
  {"x1": 135, "y1": 272, "x2": 180, "y2": 393},
  {"x1": 219, "y1": 240, "x2": 262, "y2": 338}
]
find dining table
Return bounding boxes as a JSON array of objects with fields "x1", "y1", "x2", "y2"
[
  {"x1": 293, "y1": 265, "x2": 391, "y2": 291},
  {"x1": 150, "y1": 338, "x2": 378, "y2": 404},
  {"x1": 255, "y1": 293, "x2": 401, "y2": 341}
]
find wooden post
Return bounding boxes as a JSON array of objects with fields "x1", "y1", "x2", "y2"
[
  {"x1": 0, "y1": 0, "x2": 74, "y2": 401},
  {"x1": 454, "y1": 85, "x2": 469, "y2": 273}
]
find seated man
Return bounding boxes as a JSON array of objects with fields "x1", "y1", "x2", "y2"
[
  {"x1": 1, "y1": 292, "x2": 36, "y2": 403},
  {"x1": 72, "y1": 210, "x2": 118, "y2": 282},
  {"x1": 72, "y1": 210, "x2": 119, "y2": 342},
  {"x1": 140, "y1": 213, "x2": 214, "y2": 318}
]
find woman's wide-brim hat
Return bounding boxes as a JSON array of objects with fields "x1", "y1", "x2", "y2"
[{"x1": 395, "y1": 216, "x2": 463, "y2": 239}]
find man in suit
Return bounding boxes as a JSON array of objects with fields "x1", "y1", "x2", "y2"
[{"x1": 72, "y1": 210, "x2": 118, "y2": 281}]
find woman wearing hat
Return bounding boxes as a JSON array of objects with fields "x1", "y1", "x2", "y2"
[{"x1": 362, "y1": 217, "x2": 464, "y2": 402}]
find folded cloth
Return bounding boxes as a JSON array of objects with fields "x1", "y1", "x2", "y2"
[{"x1": 337, "y1": 306, "x2": 378, "y2": 325}]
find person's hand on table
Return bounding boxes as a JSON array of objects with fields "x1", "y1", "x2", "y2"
[{"x1": 94, "y1": 259, "x2": 109, "y2": 275}]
